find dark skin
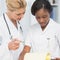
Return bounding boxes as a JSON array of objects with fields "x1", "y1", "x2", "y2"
[
  {"x1": 18, "y1": 45, "x2": 31, "y2": 60},
  {"x1": 35, "y1": 8, "x2": 50, "y2": 31}
]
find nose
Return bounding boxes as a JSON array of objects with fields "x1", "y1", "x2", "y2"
[
  {"x1": 18, "y1": 14, "x2": 24, "y2": 19},
  {"x1": 39, "y1": 18, "x2": 44, "y2": 23}
]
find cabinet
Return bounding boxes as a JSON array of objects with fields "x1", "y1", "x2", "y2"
[
  {"x1": 49, "y1": 0, "x2": 58, "y2": 6},
  {"x1": 49, "y1": 0, "x2": 58, "y2": 21}
]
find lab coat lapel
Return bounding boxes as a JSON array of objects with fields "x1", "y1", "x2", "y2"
[
  {"x1": 5, "y1": 13, "x2": 21, "y2": 39},
  {"x1": 40, "y1": 18, "x2": 52, "y2": 34}
]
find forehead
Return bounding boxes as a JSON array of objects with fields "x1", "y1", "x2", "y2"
[
  {"x1": 13, "y1": 8, "x2": 26, "y2": 14},
  {"x1": 35, "y1": 8, "x2": 49, "y2": 16}
]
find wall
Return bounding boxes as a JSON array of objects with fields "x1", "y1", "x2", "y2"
[
  {"x1": 0, "y1": 0, "x2": 6, "y2": 16},
  {"x1": 57, "y1": 0, "x2": 60, "y2": 23}
]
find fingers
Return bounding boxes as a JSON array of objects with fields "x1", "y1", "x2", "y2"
[
  {"x1": 8, "y1": 39, "x2": 20, "y2": 50},
  {"x1": 8, "y1": 41, "x2": 20, "y2": 50},
  {"x1": 11, "y1": 44, "x2": 19, "y2": 50}
]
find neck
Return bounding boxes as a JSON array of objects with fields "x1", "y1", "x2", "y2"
[
  {"x1": 41, "y1": 26, "x2": 46, "y2": 31},
  {"x1": 6, "y1": 12, "x2": 17, "y2": 28}
]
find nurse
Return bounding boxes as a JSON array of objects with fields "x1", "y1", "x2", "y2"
[
  {"x1": 0, "y1": 0, "x2": 26, "y2": 60},
  {"x1": 19, "y1": 0, "x2": 60, "y2": 60}
]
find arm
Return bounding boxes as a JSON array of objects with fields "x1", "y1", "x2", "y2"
[{"x1": 18, "y1": 45, "x2": 31, "y2": 60}]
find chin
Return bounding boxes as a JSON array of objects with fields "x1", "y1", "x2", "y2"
[{"x1": 41, "y1": 24, "x2": 45, "y2": 27}]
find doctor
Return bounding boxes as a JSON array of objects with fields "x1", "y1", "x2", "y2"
[
  {"x1": 0, "y1": 0, "x2": 27, "y2": 60},
  {"x1": 19, "y1": 0, "x2": 60, "y2": 60}
]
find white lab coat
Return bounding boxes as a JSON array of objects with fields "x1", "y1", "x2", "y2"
[
  {"x1": 0, "y1": 13, "x2": 24, "y2": 60},
  {"x1": 25, "y1": 18, "x2": 60, "y2": 59}
]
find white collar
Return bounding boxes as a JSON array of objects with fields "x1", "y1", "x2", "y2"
[{"x1": 39, "y1": 18, "x2": 53, "y2": 33}]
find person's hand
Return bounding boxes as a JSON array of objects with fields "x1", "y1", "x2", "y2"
[
  {"x1": 8, "y1": 38, "x2": 20, "y2": 50},
  {"x1": 56, "y1": 58, "x2": 60, "y2": 60},
  {"x1": 18, "y1": 46, "x2": 31, "y2": 60}
]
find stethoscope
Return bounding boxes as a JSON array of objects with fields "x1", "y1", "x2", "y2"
[{"x1": 3, "y1": 13, "x2": 23, "y2": 39}]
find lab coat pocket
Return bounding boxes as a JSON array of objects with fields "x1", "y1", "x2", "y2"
[{"x1": 46, "y1": 35, "x2": 58, "y2": 55}]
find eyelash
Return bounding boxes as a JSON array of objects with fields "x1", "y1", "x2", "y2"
[
  {"x1": 17, "y1": 12, "x2": 25, "y2": 16},
  {"x1": 36, "y1": 16, "x2": 47, "y2": 19}
]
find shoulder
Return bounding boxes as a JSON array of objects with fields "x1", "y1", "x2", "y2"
[
  {"x1": 50, "y1": 19, "x2": 60, "y2": 33},
  {"x1": 50, "y1": 18, "x2": 60, "y2": 28}
]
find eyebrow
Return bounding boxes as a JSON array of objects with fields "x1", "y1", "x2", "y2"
[{"x1": 16, "y1": 12, "x2": 25, "y2": 15}]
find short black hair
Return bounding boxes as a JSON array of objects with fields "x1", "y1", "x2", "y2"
[{"x1": 31, "y1": 0, "x2": 53, "y2": 15}]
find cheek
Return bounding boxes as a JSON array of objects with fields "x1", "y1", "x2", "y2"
[
  {"x1": 13, "y1": 15, "x2": 18, "y2": 20},
  {"x1": 44, "y1": 17, "x2": 49, "y2": 23},
  {"x1": 12, "y1": 14, "x2": 16, "y2": 18},
  {"x1": 14, "y1": 15, "x2": 18, "y2": 19}
]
